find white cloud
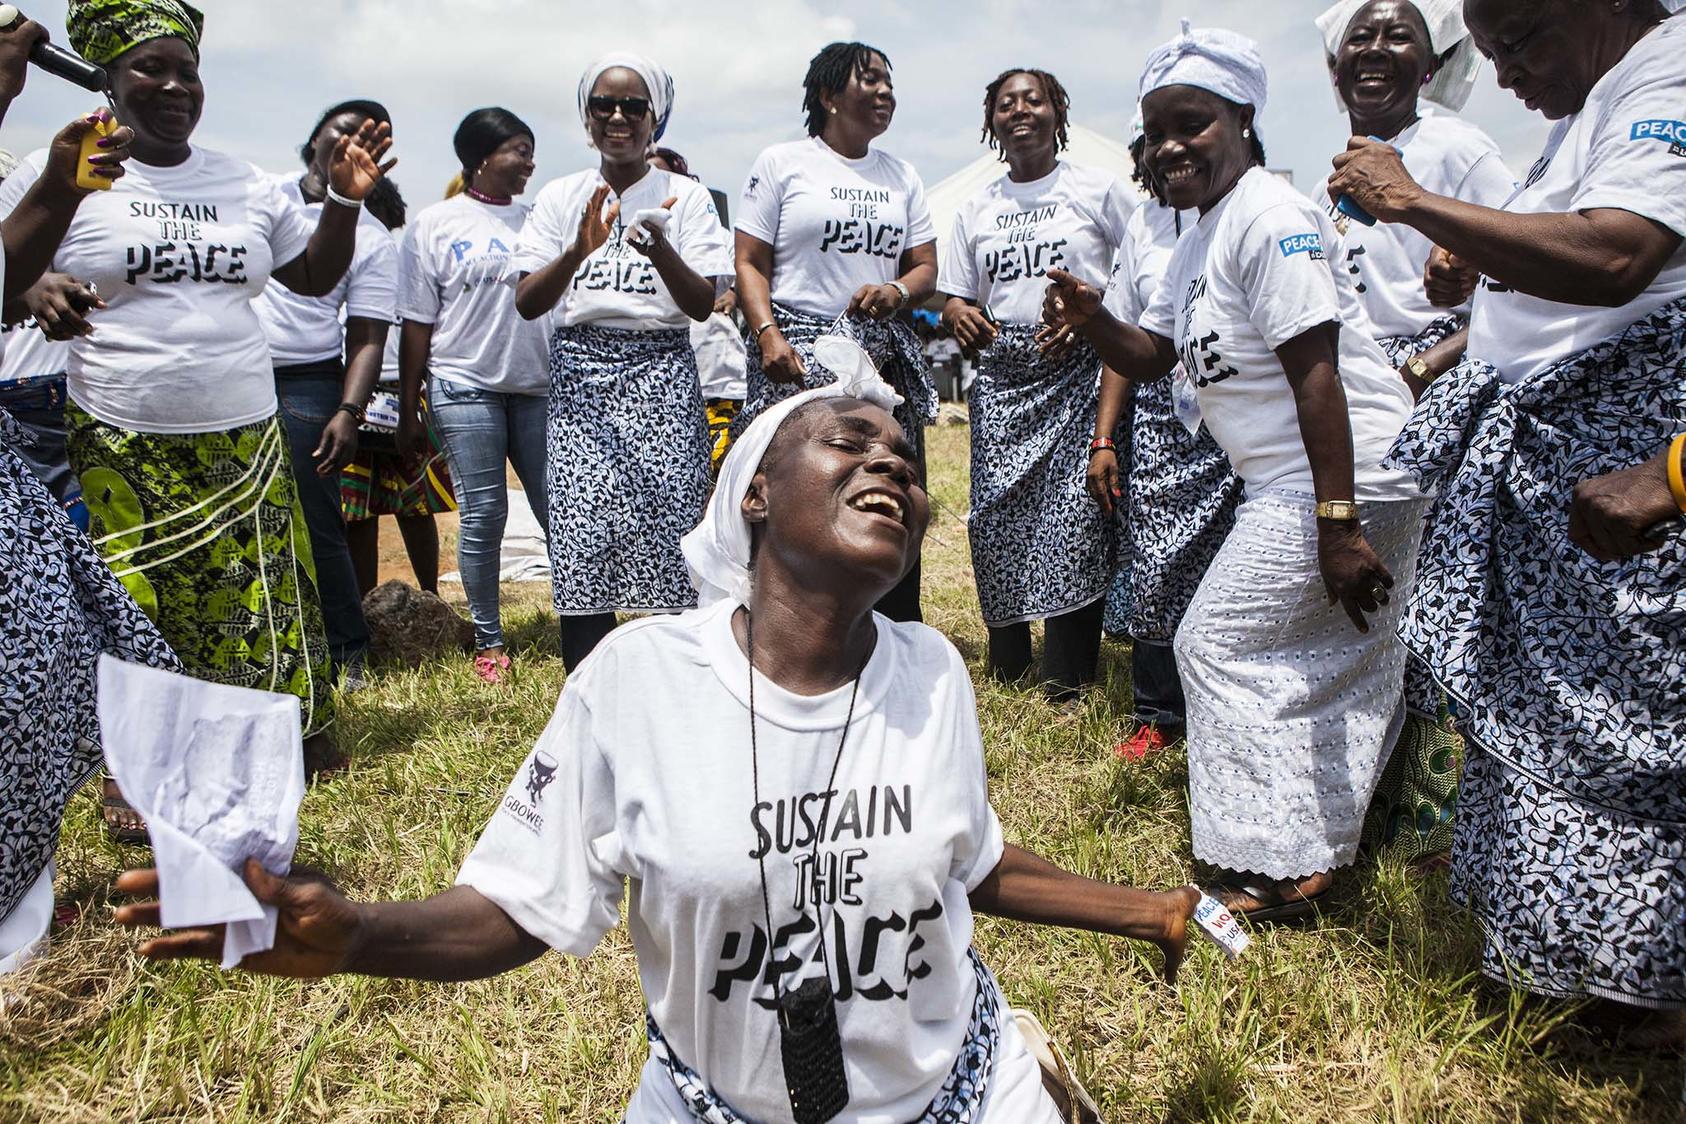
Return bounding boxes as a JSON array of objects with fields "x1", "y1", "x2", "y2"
[{"x1": 0, "y1": 0, "x2": 1547, "y2": 219}]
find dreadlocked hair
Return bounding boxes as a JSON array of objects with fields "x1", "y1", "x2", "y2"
[
  {"x1": 980, "y1": 69, "x2": 1070, "y2": 160},
  {"x1": 1129, "y1": 134, "x2": 1170, "y2": 207},
  {"x1": 364, "y1": 177, "x2": 407, "y2": 232},
  {"x1": 802, "y1": 41, "x2": 890, "y2": 136}
]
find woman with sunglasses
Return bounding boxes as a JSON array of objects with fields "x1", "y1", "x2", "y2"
[
  {"x1": 514, "y1": 54, "x2": 732, "y2": 671},
  {"x1": 733, "y1": 40, "x2": 939, "y2": 622}
]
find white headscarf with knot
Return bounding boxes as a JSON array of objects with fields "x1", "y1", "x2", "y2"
[
  {"x1": 1315, "y1": 0, "x2": 1482, "y2": 114},
  {"x1": 577, "y1": 52, "x2": 675, "y2": 143},
  {"x1": 1139, "y1": 19, "x2": 1268, "y2": 113},
  {"x1": 680, "y1": 337, "x2": 904, "y2": 608}
]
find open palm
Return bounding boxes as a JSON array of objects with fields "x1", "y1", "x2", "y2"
[{"x1": 328, "y1": 118, "x2": 396, "y2": 202}]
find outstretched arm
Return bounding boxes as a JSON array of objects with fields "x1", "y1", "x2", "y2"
[
  {"x1": 1041, "y1": 268, "x2": 1177, "y2": 379},
  {"x1": 968, "y1": 844, "x2": 1199, "y2": 982},
  {"x1": 115, "y1": 859, "x2": 547, "y2": 982}
]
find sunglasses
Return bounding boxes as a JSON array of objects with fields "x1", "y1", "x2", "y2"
[{"x1": 587, "y1": 95, "x2": 651, "y2": 121}]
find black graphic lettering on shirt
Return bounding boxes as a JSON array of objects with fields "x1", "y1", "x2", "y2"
[
  {"x1": 985, "y1": 238, "x2": 1067, "y2": 284},
  {"x1": 748, "y1": 784, "x2": 913, "y2": 860},
  {"x1": 818, "y1": 217, "x2": 905, "y2": 259},
  {"x1": 573, "y1": 233, "x2": 659, "y2": 296},
  {"x1": 1344, "y1": 243, "x2": 1368, "y2": 295},
  {"x1": 708, "y1": 894, "x2": 948, "y2": 1007},
  {"x1": 125, "y1": 242, "x2": 249, "y2": 286}
]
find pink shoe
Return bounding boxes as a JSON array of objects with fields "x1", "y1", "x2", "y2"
[{"x1": 473, "y1": 652, "x2": 511, "y2": 684}]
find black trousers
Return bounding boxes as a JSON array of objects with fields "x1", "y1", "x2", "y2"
[
  {"x1": 559, "y1": 612, "x2": 617, "y2": 672},
  {"x1": 986, "y1": 598, "x2": 1106, "y2": 697},
  {"x1": 1130, "y1": 637, "x2": 1186, "y2": 728}
]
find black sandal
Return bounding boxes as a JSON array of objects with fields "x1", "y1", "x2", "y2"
[{"x1": 1209, "y1": 879, "x2": 1329, "y2": 925}]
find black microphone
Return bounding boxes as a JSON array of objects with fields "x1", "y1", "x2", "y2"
[{"x1": 0, "y1": 5, "x2": 108, "y2": 93}]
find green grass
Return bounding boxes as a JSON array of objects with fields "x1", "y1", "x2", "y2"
[{"x1": 2, "y1": 424, "x2": 1682, "y2": 1122}]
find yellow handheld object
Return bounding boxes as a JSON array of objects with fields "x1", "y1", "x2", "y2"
[{"x1": 76, "y1": 112, "x2": 119, "y2": 192}]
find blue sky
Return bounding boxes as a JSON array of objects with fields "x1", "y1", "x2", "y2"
[{"x1": 0, "y1": 0, "x2": 1550, "y2": 216}]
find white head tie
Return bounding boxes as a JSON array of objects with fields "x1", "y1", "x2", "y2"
[
  {"x1": 1315, "y1": 0, "x2": 1482, "y2": 114},
  {"x1": 1139, "y1": 19, "x2": 1268, "y2": 113},
  {"x1": 680, "y1": 336, "x2": 903, "y2": 608},
  {"x1": 577, "y1": 52, "x2": 675, "y2": 142}
]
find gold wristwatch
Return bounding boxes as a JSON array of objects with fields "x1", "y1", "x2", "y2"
[
  {"x1": 1405, "y1": 355, "x2": 1432, "y2": 382},
  {"x1": 1315, "y1": 500, "x2": 1360, "y2": 521}
]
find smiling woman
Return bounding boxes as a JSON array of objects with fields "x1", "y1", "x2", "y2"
[
  {"x1": 938, "y1": 67, "x2": 1135, "y2": 698},
  {"x1": 510, "y1": 52, "x2": 733, "y2": 671},
  {"x1": 0, "y1": 0, "x2": 394, "y2": 797}
]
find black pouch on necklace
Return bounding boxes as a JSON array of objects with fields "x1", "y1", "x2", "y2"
[{"x1": 778, "y1": 974, "x2": 850, "y2": 1123}]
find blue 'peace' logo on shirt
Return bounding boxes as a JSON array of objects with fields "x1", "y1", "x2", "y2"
[
  {"x1": 1630, "y1": 119, "x2": 1686, "y2": 157},
  {"x1": 1279, "y1": 233, "x2": 1325, "y2": 261}
]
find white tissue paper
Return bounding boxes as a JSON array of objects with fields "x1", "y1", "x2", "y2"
[
  {"x1": 625, "y1": 206, "x2": 673, "y2": 246},
  {"x1": 97, "y1": 655, "x2": 305, "y2": 969}
]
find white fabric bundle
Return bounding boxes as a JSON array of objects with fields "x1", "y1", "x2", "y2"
[
  {"x1": 577, "y1": 51, "x2": 675, "y2": 141},
  {"x1": 680, "y1": 335, "x2": 902, "y2": 608},
  {"x1": 1138, "y1": 19, "x2": 1268, "y2": 112},
  {"x1": 1315, "y1": 0, "x2": 1482, "y2": 113}
]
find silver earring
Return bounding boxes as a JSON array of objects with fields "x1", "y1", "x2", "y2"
[
  {"x1": 830, "y1": 106, "x2": 838, "y2": 115},
  {"x1": 1242, "y1": 128, "x2": 1251, "y2": 138}
]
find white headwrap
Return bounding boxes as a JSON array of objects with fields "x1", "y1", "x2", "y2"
[
  {"x1": 577, "y1": 52, "x2": 675, "y2": 142},
  {"x1": 1315, "y1": 0, "x2": 1482, "y2": 114},
  {"x1": 680, "y1": 337, "x2": 904, "y2": 608},
  {"x1": 1138, "y1": 19, "x2": 1268, "y2": 112}
]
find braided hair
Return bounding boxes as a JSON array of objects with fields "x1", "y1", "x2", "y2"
[
  {"x1": 802, "y1": 41, "x2": 891, "y2": 136},
  {"x1": 980, "y1": 69, "x2": 1070, "y2": 159}
]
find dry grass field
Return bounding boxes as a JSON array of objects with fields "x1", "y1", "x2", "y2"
[{"x1": 2, "y1": 424, "x2": 1682, "y2": 1123}]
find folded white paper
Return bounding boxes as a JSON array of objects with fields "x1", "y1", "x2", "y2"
[
  {"x1": 625, "y1": 206, "x2": 672, "y2": 245},
  {"x1": 97, "y1": 656, "x2": 305, "y2": 969}
]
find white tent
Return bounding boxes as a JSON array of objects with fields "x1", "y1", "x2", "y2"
[{"x1": 924, "y1": 123, "x2": 1147, "y2": 266}]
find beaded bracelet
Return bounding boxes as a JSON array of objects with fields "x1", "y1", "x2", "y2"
[{"x1": 1668, "y1": 432, "x2": 1686, "y2": 514}]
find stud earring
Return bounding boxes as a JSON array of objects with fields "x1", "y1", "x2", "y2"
[
  {"x1": 1242, "y1": 127, "x2": 1251, "y2": 138},
  {"x1": 830, "y1": 106, "x2": 838, "y2": 115},
  {"x1": 1422, "y1": 71, "x2": 1434, "y2": 86}
]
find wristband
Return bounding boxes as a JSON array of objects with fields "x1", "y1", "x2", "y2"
[
  {"x1": 1669, "y1": 433, "x2": 1686, "y2": 514},
  {"x1": 325, "y1": 185, "x2": 364, "y2": 210},
  {"x1": 1315, "y1": 500, "x2": 1360, "y2": 521},
  {"x1": 1088, "y1": 436, "x2": 1117, "y2": 456},
  {"x1": 753, "y1": 321, "x2": 777, "y2": 342},
  {"x1": 336, "y1": 401, "x2": 366, "y2": 424},
  {"x1": 888, "y1": 280, "x2": 911, "y2": 309}
]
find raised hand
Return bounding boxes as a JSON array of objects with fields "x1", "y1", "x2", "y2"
[
  {"x1": 627, "y1": 194, "x2": 680, "y2": 260},
  {"x1": 0, "y1": 13, "x2": 47, "y2": 103},
  {"x1": 115, "y1": 857, "x2": 364, "y2": 979},
  {"x1": 1040, "y1": 267, "x2": 1102, "y2": 335},
  {"x1": 328, "y1": 118, "x2": 396, "y2": 203},
  {"x1": 44, "y1": 110, "x2": 133, "y2": 194},
  {"x1": 572, "y1": 183, "x2": 621, "y2": 260},
  {"x1": 1328, "y1": 136, "x2": 1422, "y2": 225},
  {"x1": 24, "y1": 271, "x2": 103, "y2": 339}
]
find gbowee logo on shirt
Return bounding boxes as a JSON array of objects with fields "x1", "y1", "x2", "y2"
[
  {"x1": 500, "y1": 750, "x2": 557, "y2": 834},
  {"x1": 1278, "y1": 233, "x2": 1325, "y2": 261},
  {"x1": 1629, "y1": 119, "x2": 1686, "y2": 157}
]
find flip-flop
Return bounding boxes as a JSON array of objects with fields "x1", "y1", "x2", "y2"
[{"x1": 100, "y1": 784, "x2": 149, "y2": 846}]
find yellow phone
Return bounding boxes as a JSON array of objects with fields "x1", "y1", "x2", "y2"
[{"x1": 76, "y1": 112, "x2": 118, "y2": 192}]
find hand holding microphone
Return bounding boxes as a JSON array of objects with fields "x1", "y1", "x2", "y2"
[{"x1": 0, "y1": 5, "x2": 108, "y2": 95}]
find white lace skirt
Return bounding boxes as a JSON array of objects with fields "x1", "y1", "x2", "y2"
[{"x1": 1175, "y1": 492, "x2": 1429, "y2": 880}]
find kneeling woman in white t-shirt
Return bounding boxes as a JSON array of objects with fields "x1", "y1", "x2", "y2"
[
  {"x1": 515, "y1": 54, "x2": 731, "y2": 671},
  {"x1": 1044, "y1": 24, "x2": 1428, "y2": 922},
  {"x1": 116, "y1": 370, "x2": 1213, "y2": 1122}
]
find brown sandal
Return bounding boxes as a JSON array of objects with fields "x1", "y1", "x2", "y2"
[{"x1": 100, "y1": 778, "x2": 149, "y2": 846}]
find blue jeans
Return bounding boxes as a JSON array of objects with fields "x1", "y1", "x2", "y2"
[
  {"x1": 275, "y1": 362, "x2": 370, "y2": 667},
  {"x1": 428, "y1": 376, "x2": 550, "y2": 650},
  {"x1": 0, "y1": 376, "x2": 87, "y2": 529}
]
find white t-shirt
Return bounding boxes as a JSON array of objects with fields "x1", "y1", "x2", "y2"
[
  {"x1": 1311, "y1": 111, "x2": 1515, "y2": 341},
  {"x1": 398, "y1": 194, "x2": 551, "y2": 395},
  {"x1": 0, "y1": 320, "x2": 70, "y2": 385},
  {"x1": 253, "y1": 177, "x2": 398, "y2": 367},
  {"x1": 1468, "y1": 14, "x2": 1686, "y2": 384},
  {"x1": 941, "y1": 160, "x2": 1135, "y2": 325},
  {"x1": 514, "y1": 168, "x2": 732, "y2": 331},
  {"x1": 0, "y1": 147, "x2": 314, "y2": 434},
  {"x1": 691, "y1": 312, "x2": 747, "y2": 401},
  {"x1": 1105, "y1": 198, "x2": 1194, "y2": 325},
  {"x1": 736, "y1": 137, "x2": 936, "y2": 318},
  {"x1": 456, "y1": 599, "x2": 1055, "y2": 1123},
  {"x1": 1140, "y1": 167, "x2": 1419, "y2": 501}
]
